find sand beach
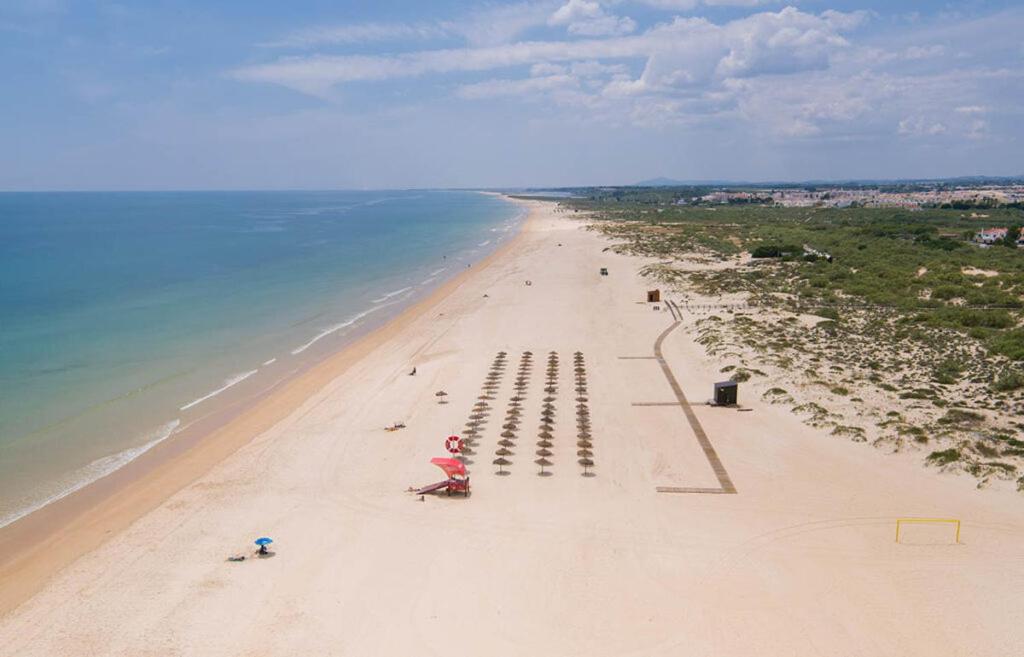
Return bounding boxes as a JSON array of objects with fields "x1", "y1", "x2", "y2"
[{"x1": 1, "y1": 198, "x2": 1022, "y2": 656}]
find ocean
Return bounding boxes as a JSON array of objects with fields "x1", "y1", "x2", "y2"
[{"x1": 0, "y1": 190, "x2": 522, "y2": 528}]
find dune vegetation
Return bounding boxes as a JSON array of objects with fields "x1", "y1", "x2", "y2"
[{"x1": 563, "y1": 189, "x2": 1024, "y2": 490}]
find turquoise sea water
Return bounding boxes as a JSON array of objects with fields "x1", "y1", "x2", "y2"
[{"x1": 0, "y1": 190, "x2": 521, "y2": 527}]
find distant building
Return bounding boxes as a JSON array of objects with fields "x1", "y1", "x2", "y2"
[{"x1": 976, "y1": 227, "x2": 1008, "y2": 244}]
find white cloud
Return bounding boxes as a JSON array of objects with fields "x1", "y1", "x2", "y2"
[
  {"x1": 549, "y1": 0, "x2": 636, "y2": 36},
  {"x1": 898, "y1": 116, "x2": 948, "y2": 136},
  {"x1": 457, "y1": 2, "x2": 558, "y2": 46},
  {"x1": 727, "y1": 72, "x2": 878, "y2": 138},
  {"x1": 530, "y1": 62, "x2": 568, "y2": 76},
  {"x1": 232, "y1": 3, "x2": 1024, "y2": 149},
  {"x1": 633, "y1": 0, "x2": 697, "y2": 8},
  {"x1": 457, "y1": 74, "x2": 577, "y2": 99},
  {"x1": 265, "y1": 22, "x2": 449, "y2": 48},
  {"x1": 903, "y1": 44, "x2": 945, "y2": 60},
  {"x1": 264, "y1": 3, "x2": 557, "y2": 49},
  {"x1": 635, "y1": 0, "x2": 774, "y2": 8},
  {"x1": 235, "y1": 6, "x2": 863, "y2": 96},
  {"x1": 966, "y1": 119, "x2": 989, "y2": 140}
]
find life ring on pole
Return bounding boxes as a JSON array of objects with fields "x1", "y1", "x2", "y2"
[{"x1": 445, "y1": 435, "x2": 463, "y2": 454}]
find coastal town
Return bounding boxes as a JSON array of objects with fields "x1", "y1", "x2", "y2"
[{"x1": 694, "y1": 183, "x2": 1024, "y2": 210}]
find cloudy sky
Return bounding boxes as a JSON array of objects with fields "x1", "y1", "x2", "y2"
[{"x1": 2, "y1": 1, "x2": 1022, "y2": 190}]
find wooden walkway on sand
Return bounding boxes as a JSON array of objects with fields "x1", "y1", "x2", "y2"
[{"x1": 634, "y1": 319, "x2": 737, "y2": 495}]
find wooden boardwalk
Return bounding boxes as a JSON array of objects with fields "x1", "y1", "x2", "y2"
[{"x1": 651, "y1": 320, "x2": 737, "y2": 495}]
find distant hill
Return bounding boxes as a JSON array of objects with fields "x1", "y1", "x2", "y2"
[{"x1": 633, "y1": 177, "x2": 688, "y2": 187}]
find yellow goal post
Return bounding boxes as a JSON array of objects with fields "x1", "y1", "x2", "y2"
[{"x1": 895, "y1": 518, "x2": 961, "y2": 543}]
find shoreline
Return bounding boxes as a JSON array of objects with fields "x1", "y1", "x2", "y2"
[{"x1": 0, "y1": 195, "x2": 533, "y2": 616}]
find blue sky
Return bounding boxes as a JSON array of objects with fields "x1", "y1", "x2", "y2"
[{"x1": 1, "y1": 1, "x2": 1022, "y2": 190}]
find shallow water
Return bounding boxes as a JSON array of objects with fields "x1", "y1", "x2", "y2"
[{"x1": 0, "y1": 190, "x2": 521, "y2": 527}]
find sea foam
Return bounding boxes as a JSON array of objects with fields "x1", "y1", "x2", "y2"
[
  {"x1": 0, "y1": 419, "x2": 181, "y2": 530},
  {"x1": 180, "y1": 369, "x2": 258, "y2": 411},
  {"x1": 371, "y1": 286, "x2": 412, "y2": 304},
  {"x1": 290, "y1": 303, "x2": 391, "y2": 355}
]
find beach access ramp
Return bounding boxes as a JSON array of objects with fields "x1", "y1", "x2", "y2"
[{"x1": 414, "y1": 479, "x2": 454, "y2": 495}]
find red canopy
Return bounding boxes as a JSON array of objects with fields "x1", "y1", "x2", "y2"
[{"x1": 430, "y1": 457, "x2": 466, "y2": 478}]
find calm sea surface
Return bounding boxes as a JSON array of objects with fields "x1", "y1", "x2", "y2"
[{"x1": 0, "y1": 190, "x2": 521, "y2": 527}]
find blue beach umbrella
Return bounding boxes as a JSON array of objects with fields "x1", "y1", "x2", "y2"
[{"x1": 255, "y1": 537, "x2": 273, "y2": 553}]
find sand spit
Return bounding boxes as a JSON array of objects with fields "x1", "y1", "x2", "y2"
[{"x1": 1, "y1": 200, "x2": 1022, "y2": 656}]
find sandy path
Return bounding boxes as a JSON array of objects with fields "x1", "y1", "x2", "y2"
[{"x1": 1, "y1": 200, "x2": 1022, "y2": 656}]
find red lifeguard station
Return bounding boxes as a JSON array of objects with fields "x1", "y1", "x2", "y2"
[{"x1": 413, "y1": 457, "x2": 471, "y2": 497}]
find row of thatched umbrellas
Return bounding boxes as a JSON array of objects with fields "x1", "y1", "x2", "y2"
[
  {"x1": 534, "y1": 350, "x2": 560, "y2": 476},
  {"x1": 462, "y1": 351, "x2": 508, "y2": 467},
  {"x1": 493, "y1": 351, "x2": 533, "y2": 475},
  {"x1": 575, "y1": 351, "x2": 595, "y2": 476}
]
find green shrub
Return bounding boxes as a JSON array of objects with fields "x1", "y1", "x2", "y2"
[
  {"x1": 989, "y1": 329, "x2": 1024, "y2": 360},
  {"x1": 815, "y1": 307, "x2": 840, "y2": 321},
  {"x1": 927, "y1": 448, "x2": 961, "y2": 465},
  {"x1": 730, "y1": 369, "x2": 751, "y2": 382},
  {"x1": 975, "y1": 441, "x2": 1000, "y2": 458},
  {"x1": 932, "y1": 359, "x2": 964, "y2": 385},
  {"x1": 993, "y1": 370, "x2": 1024, "y2": 392},
  {"x1": 938, "y1": 409, "x2": 984, "y2": 425}
]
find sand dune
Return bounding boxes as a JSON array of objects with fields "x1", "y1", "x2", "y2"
[{"x1": 1, "y1": 199, "x2": 1022, "y2": 656}]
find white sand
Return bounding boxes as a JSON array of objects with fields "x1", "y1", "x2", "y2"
[{"x1": 1, "y1": 200, "x2": 1023, "y2": 656}]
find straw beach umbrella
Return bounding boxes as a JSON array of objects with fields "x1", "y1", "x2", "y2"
[
  {"x1": 435, "y1": 391, "x2": 448, "y2": 403},
  {"x1": 578, "y1": 458, "x2": 595, "y2": 476},
  {"x1": 493, "y1": 457, "x2": 511, "y2": 475},
  {"x1": 535, "y1": 457, "x2": 553, "y2": 476}
]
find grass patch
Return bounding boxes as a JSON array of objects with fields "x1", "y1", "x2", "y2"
[{"x1": 926, "y1": 448, "x2": 962, "y2": 465}]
